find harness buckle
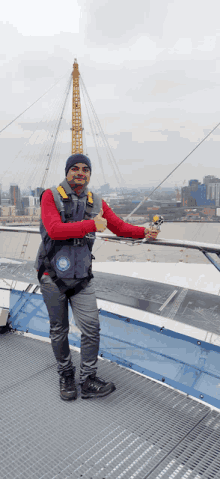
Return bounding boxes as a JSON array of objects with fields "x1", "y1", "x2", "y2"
[{"x1": 72, "y1": 238, "x2": 85, "y2": 247}]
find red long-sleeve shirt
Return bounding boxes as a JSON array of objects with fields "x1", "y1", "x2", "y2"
[{"x1": 41, "y1": 189, "x2": 146, "y2": 240}]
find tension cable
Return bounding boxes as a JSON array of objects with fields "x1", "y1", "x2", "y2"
[
  {"x1": 0, "y1": 71, "x2": 70, "y2": 135},
  {"x1": 125, "y1": 120, "x2": 220, "y2": 220}
]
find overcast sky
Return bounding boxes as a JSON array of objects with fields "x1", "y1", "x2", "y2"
[{"x1": 1, "y1": 0, "x2": 220, "y2": 191}]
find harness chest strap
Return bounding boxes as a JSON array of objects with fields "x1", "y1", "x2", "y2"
[
  {"x1": 57, "y1": 185, "x2": 68, "y2": 199},
  {"x1": 56, "y1": 185, "x2": 94, "y2": 207}
]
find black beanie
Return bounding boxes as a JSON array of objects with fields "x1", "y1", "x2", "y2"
[{"x1": 65, "y1": 154, "x2": 92, "y2": 176}]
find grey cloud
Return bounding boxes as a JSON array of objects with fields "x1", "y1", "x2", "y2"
[
  {"x1": 18, "y1": 62, "x2": 55, "y2": 81},
  {"x1": 18, "y1": 117, "x2": 71, "y2": 131},
  {"x1": 12, "y1": 49, "x2": 70, "y2": 82},
  {"x1": 82, "y1": 0, "x2": 151, "y2": 45},
  {"x1": 124, "y1": 62, "x2": 218, "y2": 104}
]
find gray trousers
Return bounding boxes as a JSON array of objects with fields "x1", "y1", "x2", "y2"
[{"x1": 40, "y1": 275, "x2": 100, "y2": 383}]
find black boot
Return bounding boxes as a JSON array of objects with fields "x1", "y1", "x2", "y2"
[
  {"x1": 60, "y1": 371, "x2": 77, "y2": 401},
  {"x1": 81, "y1": 375, "x2": 116, "y2": 399}
]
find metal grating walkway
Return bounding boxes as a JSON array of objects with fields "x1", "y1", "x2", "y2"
[{"x1": 1, "y1": 333, "x2": 220, "y2": 479}]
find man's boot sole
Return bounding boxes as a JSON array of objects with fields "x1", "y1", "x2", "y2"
[
  {"x1": 81, "y1": 384, "x2": 116, "y2": 399},
  {"x1": 60, "y1": 391, "x2": 77, "y2": 401}
]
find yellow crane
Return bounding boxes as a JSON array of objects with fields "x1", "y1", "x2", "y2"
[{"x1": 71, "y1": 59, "x2": 83, "y2": 154}]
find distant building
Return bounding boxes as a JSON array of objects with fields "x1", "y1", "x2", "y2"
[
  {"x1": 207, "y1": 183, "x2": 220, "y2": 206},
  {"x1": 34, "y1": 187, "x2": 44, "y2": 198},
  {"x1": 100, "y1": 183, "x2": 110, "y2": 195},
  {"x1": 1, "y1": 198, "x2": 10, "y2": 206},
  {"x1": 203, "y1": 175, "x2": 214, "y2": 186},
  {"x1": 0, "y1": 184, "x2": 1, "y2": 206},
  {"x1": 203, "y1": 175, "x2": 220, "y2": 186},
  {"x1": 21, "y1": 196, "x2": 35, "y2": 208},
  {"x1": 182, "y1": 179, "x2": 215, "y2": 207},
  {"x1": 9, "y1": 184, "x2": 21, "y2": 210},
  {"x1": 0, "y1": 205, "x2": 16, "y2": 217},
  {"x1": 182, "y1": 186, "x2": 197, "y2": 207}
]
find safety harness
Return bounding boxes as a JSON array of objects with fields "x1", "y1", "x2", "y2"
[{"x1": 37, "y1": 183, "x2": 99, "y2": 296}]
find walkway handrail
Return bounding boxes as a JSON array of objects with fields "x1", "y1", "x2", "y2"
[
  {"x1": 97, "y1": 233, "x2": 220, "y2": 254},
  {"x1": 0, "y1": 226, "x2": 220, "y2": 253},
  {"x1": 96, "y1": 233, "x2": 220, "y2": 272},
  {"x1": 1, "y1": 225, "x2": 220, "y2": 271},
  {"x1": 0, "y1": 226, "x2": 40, "y2": 233}
]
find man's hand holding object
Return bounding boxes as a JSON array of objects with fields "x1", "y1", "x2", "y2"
[{"x1": 144, "y1": 227, "x2": 159, "y2": 240}]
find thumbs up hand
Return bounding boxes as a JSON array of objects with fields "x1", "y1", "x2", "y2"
[{"x1": 94, "y1": 208, "x2": 107, "y2": 232}]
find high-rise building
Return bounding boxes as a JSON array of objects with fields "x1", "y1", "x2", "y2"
[
  {"x1": 207, "y1": 183, "x2": 220, "y2": 206},
  {"x1": 21, "y1": 196, "x2": 35, "y2": 208},
  {"x1": 0, "y1": 184, "x2": 2, "y2": 206},
  {"x1": 9, "y1": 184, "x2": 21, "y2": 209},
  {"x1": 182, "y1": 179, "x2": 215, "y2": 207},
  {"x1": 202, "y1": 176, "x2": 220, "y2": 206},
  {"x1": 100, "y1": 183, "x2": 110, "y2": 195},
  {"x1": 203, "y1": 175, "x2": 217, "y2": 186},
  {"x1": 34, "y1": 187, "x2": 44, "y2": 198},
  {"x1": 182, "y1": 186, "x2": 198, "y2": 207}
]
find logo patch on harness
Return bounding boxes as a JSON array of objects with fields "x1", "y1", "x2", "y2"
[{"x1": 56, "y1": 256, "x2": 71, "y2": 272}]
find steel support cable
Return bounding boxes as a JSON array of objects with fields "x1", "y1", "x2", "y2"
[
  {"x1": 81, "y1": 83, "x2": 107, "y2": 184},
  {"x1": 48, "y1": 139, "x2": 69, "y2": 189},
  {"x1": 10, "y1": 134, "x2": 50, "y2": 189},
  {"x1": 2, "y1": 78, "x2": 69, "y2": 189},
  {"x1": 44, "y1": 138, "x2": 62, "y2": 189},
  {"x1": 125, "y1": 121, "x2": 220, "y2": 220},
  {"x1": 17, "y1": 134, "x2": 53, "y2": 189},
  {"x1": 18, "y1": 95, "x2": 69, "y2": 246},
  {"x1": 80, "y1": 77, "x2": 124, "y2": 186},
  {"x1": 87, "y1": 90, "x2": 124, "y2": 185},
  {"x1": 80, "y1": 79, "x2": 100, "y2": 140},
  {"x1": 4, "y1": 126, "x2": 63, "y2": 195},
  {"x1": 21, "y1": 146, "x2": 50, "y2": 191},
  {"x1": 24, "y1": 117, "x2": 64, "y2": 189},
  {"x1": 80, "y1": 77, "x2": 122, "y2": 185},
  {"x1": 40, "y1": 110, "x2": 69, "y2": 190},
  {"x1": 94, "y1": 111, "x2": 125, "y2": 186},
  {"x1": 38, "y1": 119, "x2": 67, "y2": 190},
  {"x1": 79, "y1": 85, "x2": 89, "y2": 157},
  {"x1": 7, "y1": 80, "x2": 71, "y2": 243},
  {"x1": 81, "y1": 101, "x2": 88, "y2": 156},
  {"x1": 80, "y1": 78, "x2": 120, "y2": 185},
  {"x1": 40, "y1": 75, "x2": 72, "y2": 189},
  {"x1": 89, "y1": 111, "x2": 107, "y2": 184},
  {"x1": 0, "y1": 71, "x2": 70, "y2": 135},
  {"x1": 25, "y1": 80, "x2": 71, "y2": 187},
  {"x1": 0, "y1": 122, "x2": 50, "y2": 186},
  {"x1": 0, "y1": 81, "x2": 68, "y2": 187},
  {"x1": 21, "y1": 78, "x2": 71, "y2": 190}
]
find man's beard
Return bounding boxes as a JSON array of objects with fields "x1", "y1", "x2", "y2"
[{"x1": 68, "y1": 177, "x2": 89, "y2": 191}]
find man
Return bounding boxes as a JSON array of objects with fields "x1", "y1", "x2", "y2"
[{"x1": 36, "y1": 153, "x2": 159, "y2": 401}]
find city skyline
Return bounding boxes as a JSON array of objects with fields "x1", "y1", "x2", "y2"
[
  {"x1": 1, "y1": 173, "x2": 220, "y2": 193},
  {"x1": 1, "y1": 173, "x2": 220, "y2": 204}
]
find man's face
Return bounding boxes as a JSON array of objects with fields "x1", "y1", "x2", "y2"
[{"x1": 66, "y1": 162, "x2": 91, "y2": 188}]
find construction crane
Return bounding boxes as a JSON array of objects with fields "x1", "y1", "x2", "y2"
[{"x1": 71, "y1": 59, "x2": 83, "y2": 154}]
